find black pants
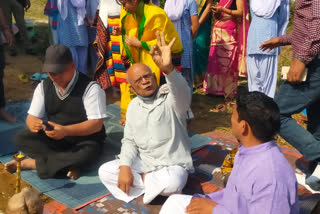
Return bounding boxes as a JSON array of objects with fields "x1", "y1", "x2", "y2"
[
  {"x1": 15, "y1": 129, "x2": 104, "y2": 179},
  {"x1": 0, "y1": 45, "x2": 5, "y2": 108}
]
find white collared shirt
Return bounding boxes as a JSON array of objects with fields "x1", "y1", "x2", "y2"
[
  {"x1": 28, "y1": 71, "x2": 107, "y2": 120},
  {"x1": 119, "y1": 69, "x2": 194, "y2": 172}
]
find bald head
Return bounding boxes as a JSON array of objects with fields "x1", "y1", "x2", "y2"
[
  {"x1": 127, "y1": 63, "x2": 157, "y2": 97},
  {"x1": 127, "y1": 63, "x2": 152, "y2": 84}
]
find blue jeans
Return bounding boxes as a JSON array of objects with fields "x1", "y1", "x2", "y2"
[{"x1": 275, "y1": 57, "x2": 320, "y2": 161}]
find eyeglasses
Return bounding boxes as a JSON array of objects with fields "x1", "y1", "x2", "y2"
[
  {"x1": 118, "y1": 0, "x2": 126, "y2": 4},
  {"x1": 133, "y1": 73, "x2": 153, "y2": 85}
]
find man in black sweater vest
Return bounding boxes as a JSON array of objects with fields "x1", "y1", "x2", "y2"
[{"x1": 5, "y1": 45, "x2": 107, "y2": 179}]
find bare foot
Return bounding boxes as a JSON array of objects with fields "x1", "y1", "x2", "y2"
[
  {"x1": 119, "y1": 119, "x2": 126, "y2": 126},
  {"x1": 4, "y1": 160, "x2": 18, "y2": 173},
  {"x1": 4, "y1": 158, "x2": 36, "y2": 173},
  {"x1": 140, "y1": 173, "x2": 146, "y2": 183},
  {"x1": 67, "y1": 168, "x2": 80, "y2": 180},
  {"x1": 210, "y1": 104, "x2": 227, "y2": 113},
  {"x1": 0, "y1": 108, "x2": 16, "y2": 123}
]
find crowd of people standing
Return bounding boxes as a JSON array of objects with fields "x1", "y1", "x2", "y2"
[
  {"x1": 0, "y1": 0, "x2": 295, "y2": 121},
  {"x1": 38, "y1": 0, "x2": 292, "y2": 117}
]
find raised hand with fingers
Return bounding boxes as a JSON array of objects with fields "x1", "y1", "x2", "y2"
[{"x1": 149, "y1": 31, "x2": 175, "y2": 75}]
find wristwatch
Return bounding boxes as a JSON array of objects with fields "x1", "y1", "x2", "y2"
[{"x1": 297, "y1": 57, "x2": 309, "y2": 65}]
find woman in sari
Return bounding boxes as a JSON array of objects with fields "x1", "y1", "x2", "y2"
[
  {"x1": 193, "y1": 0, "x2": 213, "y2": 88},
  {"x1": 203, "y1": 0, "x2": 249, "y2": 102},
  {"x1": 117, "y1": 0, "x2": 183, "y2": 121},
  {"x1": 119, "y1": 0, "x2": 183, "y2": 83},
  {"x1": 94, "y1": 0, "x2": 130, "y2": 121}
]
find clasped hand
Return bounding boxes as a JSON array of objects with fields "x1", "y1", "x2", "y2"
[
  {"x1": 44, "y1": 121, "x2": 67, "y2": 140},
  {"x1": 28, "y1": 117, "x2": 66, "y2": 140},
  {"x1": 186, "y1": 198, "x2": 217, "y2": 214}
]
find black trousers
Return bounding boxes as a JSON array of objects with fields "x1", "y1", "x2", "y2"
[
  {"x1": 0, "y1": 45, "x2": 5, "y2": 108},
  {"x1": 15, "y1": 129, "x2": 104, "y2": 179}
]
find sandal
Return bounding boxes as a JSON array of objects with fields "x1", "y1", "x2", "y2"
[
  {"x1": 210, "y1": 104, "x2": 227, "y2": 113},
  {"x1": 41, "y1": 73, "x2": 49, "y2": 80},
  {"x1": 18, "y1": 74, "x2": 29, "y2": 83},
  {"x1": 30, "y1": 73, "x2": 41, "y2": 81}
]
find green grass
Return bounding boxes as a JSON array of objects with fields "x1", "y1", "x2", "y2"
[
  {"x1": 20, "y1": 0, "x2": 50, "y2": 56},
  {"x1": 25, "y1": 0, "x2": 47, "y2": 21}
]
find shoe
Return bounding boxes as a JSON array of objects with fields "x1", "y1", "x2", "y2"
[
  {"x1": 0, "y1": 108, "x2": 16, "y2": 123},
  {"x1": 26, "y1": 48, "x2": 36, "y2": 55},
  {"x1": 296, "y1": 158, "x2": 318, "y2": 176},
  {"x1": 306, "y1": 163, "x2": 320, "y2": 191},
  {"x1": 41, "y1": 73, "x2": 49, "y2": 80},
  {"x1": 18, "y1": 74, "x2": 29, "y2": 83},
  {"x1": 30, "y1": 73, "x2": 41, "y2": 81},
  {"x1": 9, "y1": 48, "x2": 18, "y2": 56}
]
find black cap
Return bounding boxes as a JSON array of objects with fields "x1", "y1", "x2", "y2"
[{"x1": 42, "y1": 45, "x2": 73, "y2": 73}]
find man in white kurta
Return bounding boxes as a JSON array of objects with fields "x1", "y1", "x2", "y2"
[{"x1": 99, "y1": 33, "x2": 194, "y2": 204}]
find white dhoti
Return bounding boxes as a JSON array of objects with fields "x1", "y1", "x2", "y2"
[
  {"x1": 98, "y1": 159, "x2": 188, "y2": 204},
  {"x1": 247, "y1": 54, "x2": 278, "y2": 98},
  {"x1": 160, "y1": 194, "x2": 193, "y2": 214}
]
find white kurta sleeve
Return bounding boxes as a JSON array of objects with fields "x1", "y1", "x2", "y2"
[
  {"x1": 119, "y1": 104, "x2": 138, "y2": 167},
  {"x1": 28, "y1": 82, "x2": 46, "y2": 118},
  {"x1": 165, "y1": 69, "x2": 192, "y2": 116}
]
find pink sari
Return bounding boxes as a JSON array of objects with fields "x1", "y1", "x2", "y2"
[{"x1": 203, "y1": 0, "x2": 249, "y2": 98}]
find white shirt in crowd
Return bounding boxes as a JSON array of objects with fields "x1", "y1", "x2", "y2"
[{"x1": 28, "y1": 71, "x2": 107, "y2": 120}]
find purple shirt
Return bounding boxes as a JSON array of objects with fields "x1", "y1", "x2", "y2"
[{"x1": 194, "y1": 141, "x2": 299, "y2": 214}]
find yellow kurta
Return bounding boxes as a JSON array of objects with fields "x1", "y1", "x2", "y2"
[{"x1": 120, "y1": 2, "x2": 184, "y2": 84}]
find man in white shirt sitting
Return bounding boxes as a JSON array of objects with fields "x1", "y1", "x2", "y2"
[
  {"x1": 98, "y1": 32, "x2": 194, "y2": 204},
  {"x1": 5, "y1": 45, "x2": 107, "y2": 180}
]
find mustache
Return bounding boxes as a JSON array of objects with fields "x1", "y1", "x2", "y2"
[{"x1": 142, "y1": 84, "x2": 152, "y2": 90}]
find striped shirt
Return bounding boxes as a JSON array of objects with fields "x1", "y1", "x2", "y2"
[{"x1": 279, "y1": 0, "x2": 320, "y2": 63}]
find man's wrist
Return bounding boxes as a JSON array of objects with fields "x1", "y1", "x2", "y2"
[
  {"x1": 63, "y1": 125, "x2": 70, "y2": 137},
  {"x1": 297, "y1": 57, "x2": 309, "y2": 65},
  {"x1": 163, "y1": 64, "x2": 175, "y2": 75},
  {"x1": 120, "y1": 165, "x2": 131, "y2": 170}
]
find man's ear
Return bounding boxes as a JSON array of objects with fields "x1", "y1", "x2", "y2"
[
  {"x1": 129, "y1": 85, "x2": 137, "y2": 95},
  {"x1": 240, "y1": 120, "x2": 249, "y2": 136},
  {"x1": 71, "y1": 62, "x2": 76, "y2": 70},
  {"x1": 152, "y1": 73, "x2": 157, "y2": 81}
]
